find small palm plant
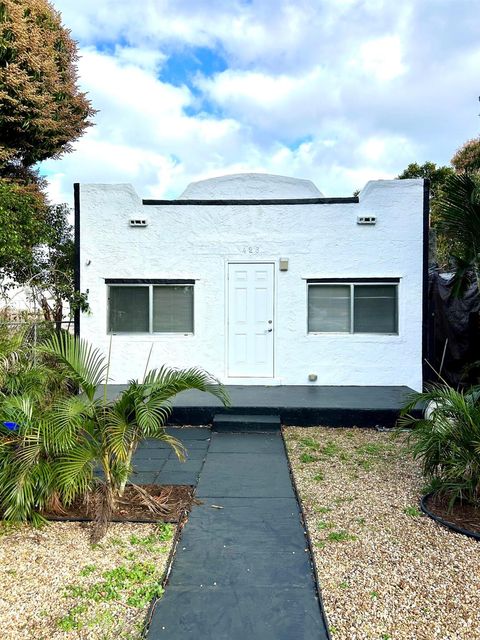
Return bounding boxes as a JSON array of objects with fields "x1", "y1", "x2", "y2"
[
  {"x1": 0, "y1": 332, "x2": 229, "y2": 538},
  {"x1": 399, "y1": 384, "x2": 480, "y2": 507}
]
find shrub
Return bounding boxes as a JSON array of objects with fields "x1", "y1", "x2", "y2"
[
  {"x1": 0, "y1": 322, "x2": 69, "y2": 406},
  {"x1": 0, "y1": 333, "x2": 230, "y2": 538},
  {"x1": 399, "y1": 384, "x2": 480, "y2": 506}
]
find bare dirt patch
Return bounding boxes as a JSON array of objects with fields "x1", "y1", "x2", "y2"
[
  {"x1": 284, "y1": 426, "x2": 480, "y2": 640},
  {"x1": 425, "y1": 493, "x2": 480, "y2": 536},
  {"x1": 43, "y1": 484, "x2": 195, "y2": 523}
]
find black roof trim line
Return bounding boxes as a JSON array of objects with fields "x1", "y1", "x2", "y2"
[
  {"x1": 142, "y1": 197, "x2": 359, "y2": 206},
  {"x1": 307, "y1": 278, "x2": 401, "y2": 283},
  {"x1": 105, "y1": 279, "x2": 196, "y2": 285}
]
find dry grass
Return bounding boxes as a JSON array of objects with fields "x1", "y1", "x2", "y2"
[
  {"x1": 0, "y1": 521, "x2": 175, "y2": 640},
  {"x1": 284, "y1": 426, "x2": 480, "y2": 640}
]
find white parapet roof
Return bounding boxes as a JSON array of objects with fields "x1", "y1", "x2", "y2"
[{"x1": 179, "y1": 172, "x2": 324, "y2": 199}]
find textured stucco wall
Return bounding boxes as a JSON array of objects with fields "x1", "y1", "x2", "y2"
[
  {"x1": 79, "y1": 175, "x2": 424, "y2": 389},
  {"x1": 180, "y1": 173, "x2": 323, "y2": 199}
]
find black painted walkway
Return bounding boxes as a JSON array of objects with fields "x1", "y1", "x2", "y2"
[{"x1": 143, "y1": 429, "x2": 329, "y2": 640}]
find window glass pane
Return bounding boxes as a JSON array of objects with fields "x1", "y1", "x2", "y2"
[
  {"x1": 109, "y1": 287, "x2": 149, "y2": 332},
  {"x1": 354, "y1": 285, "x2": 397, "y2": 333},
  {"x1": 308, "y1": 285, "x2": 351, "y2": 332},
  {"x1": 153, "y1": 286, "x2": 193, "y2": 333}
]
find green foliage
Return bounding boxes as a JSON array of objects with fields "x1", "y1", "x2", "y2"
[
  {"x1": 400, "y1": 384, "x2": 480, "y2": 506},
  {"x1": 0, "y1": 323, "x2": 69, "y2": 404},
  {"x1": 41, "y1": 333, "x2": 229, "y2": 537},
  {"x1": 327, "y1": 530, "x2": 357, "y2": 542},
  {"x1": 355, "y1": 458, "x2": 373, "y2": 471},
  {"x1": 403, "y1": 506, "x2": 422, "y2": 517},
  {"x1": 320, "y1": 441, "x2": 342, "y2": 457},
  {"x1": 0, "y1": 333, "x2": 229, "y2": 533},
  {"x1": 0, "y1": 179, "x2": 48, "y2": 281},
  {"x1": 0, "y1": 0, "x2": 95, "y2": 168},
  {"x1": 28, "y1": 202, "x2": 90, "y2": 324},
  {"x1": 397, "y1": 161, "x2": 455, "y2": 199},
  {"x1": 315, "y1": 506, "x2": 332, "y2": 514},
  {"x1": 451, "y1": 137, "x2": 480, "y2": 174},
  {"x1": 60, "y1": 559, "x2": 164, "y2": 633},
  {"x1": 0, "y1": 187, "x2": 89, "y2": 322},
  {"x1": 0, "y1": 395, "x2": 60, "y2": 522},
  {"x1": 128, "y1": 524, "x2": 174, "y2": 550},
  {"x1": 0, "y1": 0, "x2": 93, "y2": 317},
  {"x1": 397, "y1": 161, "x2": 456, "y2": 265},
  {"x1": 299, "y1": 436, "x2": 320, "y2": 450},
  {"x1": 435, "y1": 172, "x2": 480, "y2": 295},
  {"x1": 299, "y1": 452, "x2": 317, "y2": 463}
]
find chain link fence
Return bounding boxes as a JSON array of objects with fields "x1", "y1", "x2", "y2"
[{"x1": 0, "y1": 318, "x2": 75, "y2": 351}]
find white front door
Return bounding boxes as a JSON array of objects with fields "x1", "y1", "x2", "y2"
[{"x1": 227, "y1": 262, "x2": 274, "y2": 378}]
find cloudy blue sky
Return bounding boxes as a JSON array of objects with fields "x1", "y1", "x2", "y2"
[{"x1": 42, "y1": 0, "x2": 480, "y2": 204}]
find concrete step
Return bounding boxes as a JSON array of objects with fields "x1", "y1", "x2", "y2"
[{"x1": 213, "y1": 413, "x2": 281, "y2": 432}]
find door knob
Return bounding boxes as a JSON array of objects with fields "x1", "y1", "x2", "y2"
[{"x1": 267, "y1": 328, "x2": 273, "y2": 332}]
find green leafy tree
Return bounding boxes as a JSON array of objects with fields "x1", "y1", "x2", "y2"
[
  {"x1": 0, "y1": 0, "x2": 94, "y2": 313},
  {"x1": 397, "y1": 162, "x2": 456, "y2": 266},
  {"x1": 0, "y1": 179, "x2": 48, "y2": 285},
  {"x1": 397, "y1": 161, "x2": 455, "y2": 199},
  {"x1": 29, "y1": 203, "x2": 89, "y2": 326},
  {"x1": 0, "y1": 186, "x2": 88, "y2": 323},
  {"x1": 451, "y1": 137, "x2": 480, "y2": 174},
  {"x1": 0, "y1": 0, "x2": 95, "y2": 168}
]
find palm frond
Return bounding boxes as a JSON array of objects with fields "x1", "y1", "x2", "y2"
[
  {"x1": 43, "y1": 395, "x2": 96, "y2": 455},
  {"x1": 103, "y1": 406, "x2": 136, "y2": 461},
  {"x1": 400, "y1": 383, "x2": 480, "y2": 506},
  {"x1": 142, "y1": 365, "x2": 230, "y2": 407},
  {"x1": 152, "y1": 430, "x2": 186, "y2": 461},
  {"x1": 134, "y1": 395, "x2": 172, "y2": 435},
  {"x1": 55, "y1": 444, "x2": 97, "y2": 504},
  {"x1": 436, "y1": 173, "x2": 480, "y2": 294},
  {"x1": 1, "y1": 393, "x2": 35, "y2": 427},
  {"x1": 39, "y1": 332, "x2": 107, "y2": 401}
]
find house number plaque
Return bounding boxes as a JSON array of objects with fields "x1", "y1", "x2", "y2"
[{"x1": 240, "y1": 246, "x2": 260, "y2": 255}]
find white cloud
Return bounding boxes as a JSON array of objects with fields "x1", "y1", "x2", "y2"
[
  {"x1": 354, "y1": 35, "x2": 407, "y2": 81},
  {"x1": 114, "y1": 46, "x2": 167, "y2": 73},
  {"x1": 41, "y1": 0, "x2": 480, "y2": 204}
]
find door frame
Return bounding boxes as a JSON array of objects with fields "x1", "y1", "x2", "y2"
[{"x1": 225, "y1": 260, "x2": 276, "y2": 380}]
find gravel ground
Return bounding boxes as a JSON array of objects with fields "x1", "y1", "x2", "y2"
[
  {"x1": 0, "y1": 521, "x2": 175, "y2": 640},
  {"x1": 284, "y1": 426, "x2": 480, "y2": 640}
]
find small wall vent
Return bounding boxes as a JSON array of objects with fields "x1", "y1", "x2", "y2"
[
  {"x1": 357, "y1": 215, "x2": 376, "y2": 225},
  {"x1": 129, "y1": 219, "x2": 148, "y2": 227}
]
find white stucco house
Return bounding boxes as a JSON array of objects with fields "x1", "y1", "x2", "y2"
[{"x1": 74, "y1": 173, "x2": 428, "y2": 391}]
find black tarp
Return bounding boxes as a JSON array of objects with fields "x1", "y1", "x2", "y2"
[{"x1": 427, "y1": 270, "x2": 480, "y2": 386}]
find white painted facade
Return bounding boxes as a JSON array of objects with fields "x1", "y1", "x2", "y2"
[{"x1": 78, "y1": 173, "x2": 425, "y2": 390}]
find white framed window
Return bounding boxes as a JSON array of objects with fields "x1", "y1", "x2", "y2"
[
  {"x1": 107, "y1": 280, "x2": 194, "y2": 334},
  {"x1": 307, "y1": 280, "x2": 399, "y2": 335}
]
